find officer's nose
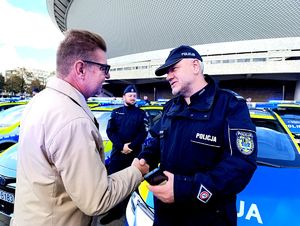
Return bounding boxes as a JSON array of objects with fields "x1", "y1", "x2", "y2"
[{"x1": 166, "y1": 72, "x2": 174, "y2": 81}]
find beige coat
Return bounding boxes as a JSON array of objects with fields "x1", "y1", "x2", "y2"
[{"x1": 11, "y1": 77, "x2": 142, "y2": 226}]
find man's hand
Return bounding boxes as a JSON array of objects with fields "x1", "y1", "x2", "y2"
[
  {"x1": 148, "y1": 171, "x2": 174, "y2": 203},
  {"x1": 121, "y1": 143, "x2": 133, "y2": 154},
  {"x1": 131, "y1": 158, "x2": 149, "y2": 175}
]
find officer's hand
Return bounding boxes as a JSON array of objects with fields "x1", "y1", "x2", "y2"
[
  {"x1": 131, "y1": 158, "x2": 149, "y2": 176},
  {"x1": 122, "y1": 143, "x2": 133, "y2": 154},
  {"x1": 148, "y1": 171, "x2": 174, "y2": 203}
]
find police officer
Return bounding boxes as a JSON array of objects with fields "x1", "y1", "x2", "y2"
[
  {"x1": 139, "y1": 45, "x2": 257, "y2": 226},
  {"x1": 102, "y1": 85, "x2": 148, "y2": 224}
]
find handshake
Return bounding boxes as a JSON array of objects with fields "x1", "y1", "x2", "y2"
[
  {"x1": 131, "y1": 159, "x2": 168, "y2": 185},
  {"x1": 131, "y1": 159, "x2": 173, "y2": 203},
  {"x1": 131, "y1": 158, "x2": 149, "y2": 176}
]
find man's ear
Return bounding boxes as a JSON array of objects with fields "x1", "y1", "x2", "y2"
[
  {"x1": 192, "y1": 59, "x2": 200, "y2": 74},
  {"x1": 74, "y1": 60, "x2": 85, "y2": 79}
]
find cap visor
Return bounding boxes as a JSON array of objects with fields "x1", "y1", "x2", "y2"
[{"x1": 155, "y1": 59, "x2": 181, "y2": 76}]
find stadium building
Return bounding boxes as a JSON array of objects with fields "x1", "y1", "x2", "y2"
[{"x1": 46, "y1": 0, "x2": 300, "y2": 101}]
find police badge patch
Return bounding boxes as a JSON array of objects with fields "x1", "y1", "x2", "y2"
[
  {"x1": 236, "y1": 131, "x2": 254, "y2": 155},
  {"x1": 197, "y1": 184, "x2": 212, "y2": 203}
]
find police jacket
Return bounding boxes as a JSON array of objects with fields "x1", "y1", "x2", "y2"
[
  {"x1": 139, "y1": 75, "x2": 257, "y2": 226},
  {"x1": 107, "y1": 105, "x2": 148, "y2": 163}
]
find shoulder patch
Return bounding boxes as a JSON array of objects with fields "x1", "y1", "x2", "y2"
[{"x1": 236, "y1": 131, "x2": 255, "y2": 155}]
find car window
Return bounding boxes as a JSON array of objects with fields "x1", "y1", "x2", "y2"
[
  {"x1": 252, "y1": 118, "x2": 285, "y2": 133},
  {"x1": 274, "y1": 109, "x2": 300, "y2": 134},
  {"x1": 275, "y1": 109, "x2": 300, "y2": 117},
  {"x1": 144, "y1": 109, "x2": 162, "y2": 126}
]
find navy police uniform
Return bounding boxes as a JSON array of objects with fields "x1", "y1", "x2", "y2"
[
  {"x1": 139, "y1": 75, "x2": 257, "y2": 226},
  {"x1": 102, "y1": 85, "x2": 148, "y2": 224},
  {"x1": 106, "y1": 104, "x2": 148, "y2": 174}
]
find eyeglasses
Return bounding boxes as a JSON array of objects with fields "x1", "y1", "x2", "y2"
[{"x1": 82, "y1": 60, "x2": 111, "y2": 75}]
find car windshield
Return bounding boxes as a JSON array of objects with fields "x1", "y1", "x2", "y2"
[
  {"x1": 256, "y1": 127, "x2": 295, "y2": 160},
  {"x1": 252, "y1": 117, "x2": 300, "y2": 167},
  {"x1": 92, "y1": 111, "x2": 111, "y2": 139},
  {"x1": 0, "y1": 105, "x2": 25, "y2": 127}
]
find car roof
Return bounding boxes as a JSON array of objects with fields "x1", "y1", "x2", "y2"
[
  {"x1": 91, "y1": 105, "x2": 120, "y2": 111},
  {"x1": 249, "y1": 108, "x2": 276, "y2": 120},
  {"x1": 140, "y1": 105, "x2": 163, "y2": 110}
]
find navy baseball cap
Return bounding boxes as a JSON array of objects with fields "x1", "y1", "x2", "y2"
[
  {"x1": 155, "y1": 45, "x2": 203, "y2": 76},
  {"x1": 123, "y1": 85, "x2": 137, "y2": 95}
]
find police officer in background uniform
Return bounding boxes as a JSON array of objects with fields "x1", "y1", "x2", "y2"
[
  {"x1": 138, "y1": 45, "x2": 257, "y2": 226},
  {"x1": 102, "y1": 85, "x2": 148, "y2": 224}
]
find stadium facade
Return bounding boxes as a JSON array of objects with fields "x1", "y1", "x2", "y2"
[{"x1": 46, "y1": 0, "x2": 300, "y2": 101}]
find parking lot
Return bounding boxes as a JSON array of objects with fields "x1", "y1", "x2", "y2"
[{"x1": 1, "y1": 100, "x2": 300, "y2": 226}]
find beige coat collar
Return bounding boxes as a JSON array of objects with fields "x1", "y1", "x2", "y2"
[{"x1": 46, "y1": 76, "x2": 95, "y2": 122}]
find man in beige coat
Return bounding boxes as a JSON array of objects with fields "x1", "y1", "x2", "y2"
[{"x1": 11, "y1": 29, "x2": 149, "y2": 226}]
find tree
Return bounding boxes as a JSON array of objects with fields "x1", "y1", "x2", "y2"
[
  {"x1": 0, "y1": 73, "x2": 4, "y2": 93},
  {"x1": 4, "y1": 75, "x2": 26, "y2": 95},
  {"x1": 27, "y1": 78, "x2": 45, "y2": 94}
]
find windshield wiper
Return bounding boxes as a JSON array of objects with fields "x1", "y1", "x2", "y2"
[{"x1": 256, "y1": 160, "x2": 281, "y2": 168}]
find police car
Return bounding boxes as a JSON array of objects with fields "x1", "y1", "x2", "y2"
[
  {"x1": 126, "y1": 108, "x2": 300, "y2": 226},
  {"x1": 0, "y1": 105, "x2": 26, "y2": 152},
  {"x1": 0, "y1": 101, "x2": 27, "y2": 112},
  {"x1": 0, "y1": 104, "x2": 163, "y2": 218},
  {"x1": 0, "y1": 144, "x2": 17, "y2": 217},
  {"x1": 91, "y1": 106, "x2": 116, "y2": 164},
  {"x1": 272, "y1": 103, "x2": 300, "y2": 145},
  {"x1": 251, "y1": 101, "x2": 300, "y2": 145}
]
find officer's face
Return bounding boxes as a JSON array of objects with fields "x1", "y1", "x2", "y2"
[
  {"x1": 166, "y1": 59, "x2": 197, "y2": 97},
  {"x1": 123, "y1": 92, "x2": 137, "y2": 106}
]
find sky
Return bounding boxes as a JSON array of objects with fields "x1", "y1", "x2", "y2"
[{"x1": 0, "y1": 0, "x2": 64, "y2": 74}]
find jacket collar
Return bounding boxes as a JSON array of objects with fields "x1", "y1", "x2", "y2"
[
  {"x1": 46, "y1": 76, "x2": 95, "y2": 121},
  {"x1": 168, "y1": 75, "x2": 217, "y2": 115},
  {"x1": 189, "y1": 75, "x2": 217, "y2": 111}
]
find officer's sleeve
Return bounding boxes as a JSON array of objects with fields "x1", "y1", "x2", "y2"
[
  {"x1": 138, "y1": 116, "x2": 161, "y2": 169},
  {"x1": 128, "y1": 110, "x2": 148, "y2": 150},
  {"x1": 174, "y1": 97, "x2": 257, "y2": 205},
  {"x1": 106, "y1": 110, "x2": 123, "y2": 151}
]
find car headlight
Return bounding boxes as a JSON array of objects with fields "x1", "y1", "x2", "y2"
[{"x1": 126, "y1": 191, "x2": 154, "y2": 226}]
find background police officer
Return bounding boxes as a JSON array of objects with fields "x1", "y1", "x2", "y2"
[
  {"x1": 102, "y1": 85, "x2": 148, "y2": 224},
  {"x1": 139, "y1": 45, "x2": 257, "y2": 226}
]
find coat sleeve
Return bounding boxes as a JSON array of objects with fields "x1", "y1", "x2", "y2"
[
  {"x1": 128, "y1": 110, "x2": 148, "y2": 150},
  {"x1": 138, "y1": 115, "x2": 161, "y2": 169},
  {"x1": 174, "y1": 97, "x2": 257, "y2": 204},
  {"x1": 49, "y1": 118, "x2": 143, "y2": 215},
  {"x1": 106, "y1": 110, "x2": 124, "y2": 151}
]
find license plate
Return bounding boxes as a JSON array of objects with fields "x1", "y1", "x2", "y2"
[{"x1": 0, "y1": 189, "x2": 14, "y2": 204}]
